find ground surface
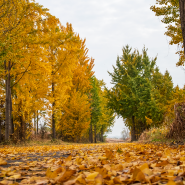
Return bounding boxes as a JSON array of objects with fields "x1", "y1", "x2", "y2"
[
  {"x1": 0, "y1": 143, "x2": 185, "y2": 184},
  {"x1": 106, "y1": 138, "x2": 125, "y2": 143}
]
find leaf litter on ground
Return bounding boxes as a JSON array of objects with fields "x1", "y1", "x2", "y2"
[{"x1": 0, "y1": 143, "x2": 184, "y2": 184}]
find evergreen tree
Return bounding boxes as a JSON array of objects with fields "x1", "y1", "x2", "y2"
[{"x1": 107, "y1": 45, "x2": 161, "y2": 141}]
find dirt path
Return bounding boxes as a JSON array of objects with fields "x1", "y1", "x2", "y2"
[
  {"x1": 106, "y1": 138, "x2": 125, "y2": 143},
  {"x1": 0, "y1": 143, "x2": 185, "y2": 184}
]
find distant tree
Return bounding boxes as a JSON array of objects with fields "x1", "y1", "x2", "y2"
[
  {"x1": 151, "y1": 68, "x2": 174, "y2": 126},
  {"x1": 121, "y1": 127, "x2": 130, "y2": 140},
  {"x1": 89, "y1": 76, "x2": 101, "y2": 143},
  {"x1": 107, "y1": 45, "x2": 162, "y2": 141},
  {"x1": 96, "y1": 82, "x2": 115, "y2": 142}
]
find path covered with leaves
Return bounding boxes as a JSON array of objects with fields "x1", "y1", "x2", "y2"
[{"x1": 0, "y1": 143, "x2": 185, "y2": 185}]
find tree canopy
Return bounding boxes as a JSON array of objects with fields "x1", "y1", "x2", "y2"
[
  {"x1": 106, "y1": 45, "x2": 174, "y2": 141},
  {"x1": 150, "y1": 0, "x2": 185, "y2": 65}
]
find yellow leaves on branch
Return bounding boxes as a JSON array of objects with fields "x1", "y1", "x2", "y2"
[
  {"x1": 145, "y1": 116, "x2": 153, "y2": 125},
  {"x1": 57, "y1": 40, "x2": 95, "y2": 141},
  {"x1": 150, "y1": 0, "x2": 185, "y2": 65}
]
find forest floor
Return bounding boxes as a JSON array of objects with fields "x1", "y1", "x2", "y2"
[{"x1": 0, "y1": 141, "x2": 185, "y2": 185}]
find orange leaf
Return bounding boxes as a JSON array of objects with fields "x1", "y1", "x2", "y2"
[{"x1": 57, "y1": 170, "x2": 76, "y2": 183}]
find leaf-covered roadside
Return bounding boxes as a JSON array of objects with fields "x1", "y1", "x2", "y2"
[{"x1": 0, "y1": 143, "x2": 185, "y2": 184}]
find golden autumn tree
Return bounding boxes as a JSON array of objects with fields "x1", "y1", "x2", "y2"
[
  {"x1": 58, "y1": 39, "x2": 94, "y2": 142},
  {"x1": 0, "y1": 0, "x2": 29, "y2": 141},
  {"x1": 89, "y1": 79, "x2": 115, "y2": 143},
  {"x1": 0, "y1": 0, "x2": 51, "y2": 141},
  {"x1": 97, "y1": 87, "x2": 115, "y2": 142},
  {"x1": 163, "y1": 85, "x2": 185, "y2": 124},
  {"x1": 1, "y1": 0, "x2": 100, "y2": 142},
  {"x1": 42, "y1": 16, "x2": 82, "y2": 139},
  {"x1": 150, "y1": 0, "x2": 185, "y2": 65}
]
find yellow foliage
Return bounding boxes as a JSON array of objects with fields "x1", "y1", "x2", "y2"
[
  {"x1": 145, "y1": 116, "x2": 152, "y2": 125},
  {"x1": 57, "y1": 39, "x2": 94, "y2": 142}
]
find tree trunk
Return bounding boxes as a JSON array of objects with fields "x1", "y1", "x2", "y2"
[
  {"x1": 10, "y1": 93, "x2": 14, "y2": 135},
  {"x1": 5, "y1": 60, "x2": 11, "y2": 141},
  {"x1": 19, "y1": 100, "x2": 24, "y2": 141},
  {"x1": 34, "y1": 112, "x2": 36, "y2": 136},
  {"x1": 20, "y1": 115, "x2": 23, "y2": 141},
  {"x1": 89, "y1": 123, "x2": 93, "y2": 143},
  {"x1": 89, "y1": 128, "x2": 91, "y2": 142},
  {"x1": 131, "y1": 116, "x2": 136, "y2": 141},
  {"x1": 52, "y1": 82, "x2": 56, "y2": 139},
  {"x1": 94, "y1": 124, "x2": 96, "y2": 143},
  {"x1": 179, "y1": 0, "x2": 185, "y2": 55},
  {"x1": 0, "y1": 116, "x2": 2, "y2": 142},
  {"x1": 101, "y1": 127, "x2": 103, "y2": 142},
  {"x1": 97, "y1": 133, "x2": 100, "y2": 142},
  {"x1": 37, "y1": 110, "x2": 38, "y2": 135},
  {"x1": 20, "y1": 115, "x2": 24, "y2": 141}
]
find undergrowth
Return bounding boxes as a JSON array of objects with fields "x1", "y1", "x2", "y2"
[{"x1": 139, "y1": 125, "x2": 173, "y2": 143}]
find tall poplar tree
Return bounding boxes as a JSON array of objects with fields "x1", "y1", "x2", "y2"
[{"x1": 89, "y1": 76, "x2": 101, "y2": 143}]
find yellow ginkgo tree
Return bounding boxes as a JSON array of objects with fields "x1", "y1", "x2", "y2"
[
  {"x1": 58, "y1": 40, "x2": 94, "y2": 142},
  {"x1": 43, "y1": 17, "x2": 83, "y2": 139},
  {"x1": 0, "y1": 0, "x2": 50, "y2": 141}
]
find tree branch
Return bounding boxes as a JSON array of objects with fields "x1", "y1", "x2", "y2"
[{"x1": 11, "y1": 60, "x2": 32, "y2": 88}]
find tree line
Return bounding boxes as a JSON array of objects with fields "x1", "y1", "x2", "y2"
[
  {"x1": 1, "y1": 0, "x2": 185, "y2": 143},
  {"x1": 106, "y1": 0, "x2": 185, "y2": 141},
  {"x1": 0, "y1": 0, "x2": 114, "y2": 143}
]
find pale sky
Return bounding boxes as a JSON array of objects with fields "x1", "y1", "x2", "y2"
[{"x1": 36, "y1": 0, "x2": 185, "y2": 138}]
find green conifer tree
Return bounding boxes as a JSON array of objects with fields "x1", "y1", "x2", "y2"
[{"x1": 107, "y1": 45, "x2": 161, "y2": 141}]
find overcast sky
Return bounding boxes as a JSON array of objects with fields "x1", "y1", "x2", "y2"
[{"x1": 36, "y1": 0, "x2": 185, "y2": 138}]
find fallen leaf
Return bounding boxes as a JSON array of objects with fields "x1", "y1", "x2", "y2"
[
  {"x1": 56, "y1": 170, "x2": 76, "y2": 183},
  {"x1": 0, "y1": 159, "x2": 7, "y2": 166}
]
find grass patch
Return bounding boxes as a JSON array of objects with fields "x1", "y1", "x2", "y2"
[{"x1": 139, "y1": 125, "x2": 173, "y2": 144}]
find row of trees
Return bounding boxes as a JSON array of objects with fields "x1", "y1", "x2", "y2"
[
  {"x1": 107, "y1": 0, "x2": 185, "y2": 141},
  {"x1": 0, "y1": 0, "x2": 114, "y2": 142}
]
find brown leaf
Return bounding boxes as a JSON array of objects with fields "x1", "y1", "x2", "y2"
[
  {"x1": 113, "y1": 177, "x2": 122, "y2": 184},
  {"x1": 86, "y1": 172, "x2": 99, "y2": 181},
  {"x1": 95, "y1": 174, "x2": 103, "y2": 185},
  {"x1": 57, "y1": 170, "x2": 76, "y2": 183},
  {"x1": 54, "y1": 167, "x2": 65, "y2": 174},
  {"x1": 76, "y1": 174, "x2": 86, "y2": 185},
  {"x1": 63, "y1": 179, "x2": 76, "y2": 185},
  {"x1": 156, "y1": 160, "x2": 169, "y2": 167},
  {"x1": 132, "y1": 167, "x2": 146, "y2": 182},
  {"x1": 46, "y1": 168, "x2": 58, "y2": 179},
  {"x1": 105, "y1": 150, "x2": 114, "y2": 160},
  {"x1": 95, "y1": 167, "x2": 107, "y2": 178},
  {"x1": 0, "y1": 159, "x2": 7, "y2": 166}
]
